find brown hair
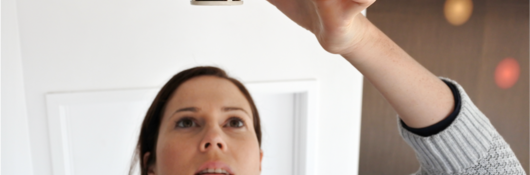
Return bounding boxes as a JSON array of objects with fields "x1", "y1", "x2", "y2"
[{"x1": 130, "y1": 66, "x2": 261, "y2": 175}]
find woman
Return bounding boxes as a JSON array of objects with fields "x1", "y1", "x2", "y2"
[
  {"x1": 136, "y1": 67, "x2": 264, "y2": 175},
  {"x1": 133, "y1": 0, "x2": 525, "y2": 174}
]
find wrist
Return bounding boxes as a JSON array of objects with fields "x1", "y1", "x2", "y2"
[
  {"x1": 315, "y1": 14, "x2": 371, "y2": 56},
  {"x1": 340, "y1": 15, "x2": 379, "y2": 63},
  {"x1": 341, "y1": 16, "x2": 388, "y2": 66}
]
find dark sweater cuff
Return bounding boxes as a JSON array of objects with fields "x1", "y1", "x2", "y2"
[
  {"x1": 400, "y1": 79, "x2": 462, "y2": 137},
  {"x1": 398, "y1": 77, "x2": 498, "y2": 174}
]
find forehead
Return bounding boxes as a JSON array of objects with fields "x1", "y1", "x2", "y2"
[{"x1": 165, "y1": 76, "x2": 252, "y2": 113}]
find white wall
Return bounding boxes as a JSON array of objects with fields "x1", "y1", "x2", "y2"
[
  {"x1": 6, "y1": 0, "x2": 364, "y2": 174},
  {"x1": 1, "y1": 0, "x2": 35, "y2": 174}
]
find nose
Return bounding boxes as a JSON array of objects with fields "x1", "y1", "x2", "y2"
[{"x1": 199, "y1": 127, "x2": 227, "y2": 152}]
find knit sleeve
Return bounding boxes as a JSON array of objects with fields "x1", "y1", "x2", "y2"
[{"x1": 398, "y1": 77, "x2": 526, "y2": 175}]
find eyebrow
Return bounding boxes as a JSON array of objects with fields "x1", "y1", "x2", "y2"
[
  {"x1": 222, "y1": 107, "x2": 250, "y2": 116},
  {"x1": 173, "y1": 106, "x2": 251, "y2": 118},
  {"x1": 174, "y1": 107, "x2": 199, "y2": 113}
]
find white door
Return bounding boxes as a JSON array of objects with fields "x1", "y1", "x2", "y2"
[
  {"x1": 46, "y1": 80, "x2": 317, "y2": 175},
  {"x1": 253, "y1": 93, "x2": 295, "y2": 175}
]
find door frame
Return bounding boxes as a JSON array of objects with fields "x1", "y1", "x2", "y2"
[{"x1": 46, "y1": 79, "x2": 319, "y2": 175}]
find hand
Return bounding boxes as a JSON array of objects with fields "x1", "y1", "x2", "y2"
[{"x1": 268, "y1": 0, "x2": 376, "y2": 55}]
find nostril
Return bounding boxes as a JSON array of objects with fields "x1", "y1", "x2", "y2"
[
  {"x1": 217, "y1": 143, "x2": 223, "y2": 149},
  {"x1": 205, "y1": 143, "x2": 210, "y2": 149}
]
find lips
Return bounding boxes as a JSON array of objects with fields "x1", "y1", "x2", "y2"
[{"x1": 194, "y1": 161, "x2": 235, "y2": 175}]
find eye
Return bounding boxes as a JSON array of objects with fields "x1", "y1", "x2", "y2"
[
  {"x1": 225, "y1": 117, "x2": 245, "y2": 128},
  {"x1": 176, "y1": 118, "x2": 197, "y2": 128}
]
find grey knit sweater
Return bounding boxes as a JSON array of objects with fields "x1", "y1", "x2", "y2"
[{"x1": 399, "y1": 78, "x2": 526, "y2": 175}]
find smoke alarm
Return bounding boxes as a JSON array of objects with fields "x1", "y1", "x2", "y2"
[{"x1": 191, "y1": 0, "x2": 243, "y2": 5}]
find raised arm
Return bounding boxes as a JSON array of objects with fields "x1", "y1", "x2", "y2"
[
  {"x1": 267, "y1": 1, "x2": 528, "y2": 174},
  {"x1": 268, "y1": 0, "x2": 454, "y2": 128}
]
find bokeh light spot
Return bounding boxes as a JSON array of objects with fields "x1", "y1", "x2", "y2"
[
  {"x1": 444, "y1": 0, "x2": 473, "y2": 26},
  {"x1": 495, "y1": 57, "x2": 520, "y2": 89}
]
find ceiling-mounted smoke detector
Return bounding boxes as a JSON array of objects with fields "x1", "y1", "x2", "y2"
[{"x1": 191, "y1": 0, "x2": 243, "y2": 5}]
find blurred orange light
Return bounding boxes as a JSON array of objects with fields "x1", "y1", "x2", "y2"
[
  {"x1": 444, "y1": 0, "x2": 473, "y2": 26},
  {"x1": 495, "y1": 58, "x2": 520, "y2": 89}
]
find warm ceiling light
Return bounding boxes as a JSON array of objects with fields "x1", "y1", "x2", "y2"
[
  {"x1": 495, "y1": 58, "x2": 520, "y2": 89},
  {"x1": 444, "y1": 0, "x2": 473, "y2": 26}
]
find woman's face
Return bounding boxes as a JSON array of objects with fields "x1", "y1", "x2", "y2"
[{"x1": 147, "y1": 76, "x2": 262, "y2": 175}]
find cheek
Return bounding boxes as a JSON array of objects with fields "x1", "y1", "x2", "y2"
[
  {"x1": 156, "y1": 136, "x2": 198, "y2": 174},
  {"x1": 229, "y1": 136, "x2": 262, "y2": 174}
]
